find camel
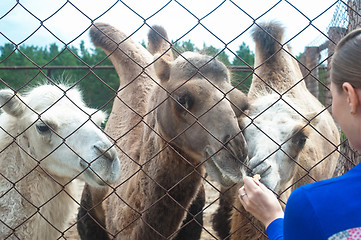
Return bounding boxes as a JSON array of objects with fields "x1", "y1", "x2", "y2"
[
  {"x1": 212, "y1": 22, "x2": 340, "y2": 240},
  {"x1": 147, "y1": 25, "x2": 208, "y2": 240},
  {"x1": 0, "y1": 84, "x2": 121, "y2": 239},
  {"x1": 77, "y1": 25, "x2": 207, "y2": 240},
  {"x1": 147, "y1": 25, "x2": 174, "y2": 62},
  {"x1": 77, "y1": 22, "x2": 249, "y2": 240}
]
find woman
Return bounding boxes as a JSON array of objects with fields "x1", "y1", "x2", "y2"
[{"x1": 239, "y1": 28, "x2": 361, "y2": 240}]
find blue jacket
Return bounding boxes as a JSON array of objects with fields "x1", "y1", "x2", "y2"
[{"x1": 267, "y1": 163, "x2": 361, "y2": 240}]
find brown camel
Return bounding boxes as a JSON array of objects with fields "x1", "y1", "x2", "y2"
[
  {"x1": 148, "y1": 25, "x2": 206, "y2": 240},
  {"x1": 77, "y1": 23, "x2": 249, "y2": 239}
]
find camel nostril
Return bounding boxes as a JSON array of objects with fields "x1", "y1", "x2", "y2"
[
  {"x1": 93, "y1": 145, "x2": 115, "y2": 162},
  {"x1": 223, "y1": 133, "x2": 248, "y2": 163},
  {"x1": 222, "y1": 134, "x2": 232, "y2": 144},
  {"x1": 250, "y1": 162, "x2": 271, "y2": 178},
  {"x1": 260, "y1": 164, "x2": 271, "y2": 177},
  {"x1": 80, "y1": 159, "x2": 89, "y2": 169}
]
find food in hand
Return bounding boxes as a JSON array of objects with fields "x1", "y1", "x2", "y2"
[{"x1": 253, "y1": 174, "x2": 261, "y2": 181}]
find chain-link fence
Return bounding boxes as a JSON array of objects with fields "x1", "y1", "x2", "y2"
[{"x1": 0, "y1": 0, "x2": 359, "y2": 239}]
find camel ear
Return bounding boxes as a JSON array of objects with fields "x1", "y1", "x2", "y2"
[
  {"x1": 0, "y1": 89, "x2": 25, "y2": 117},
  {"x1": 302, "y1": 111, "x2": 320, "y2": 126},
  {"x1": 154, "y1": 54, "x2": 171, "y2": 82}
]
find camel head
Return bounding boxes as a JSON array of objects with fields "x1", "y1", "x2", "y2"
[
  {"x1": 0, "y1": 84, "x2": 120, "y2": 186},
  {"x1": 153, "y1": 52, "x2": 249, "y2": 186},
  {"x1": 240, "y1": 94, "x2": 319, "y2": 192}
]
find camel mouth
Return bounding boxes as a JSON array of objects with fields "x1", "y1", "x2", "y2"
[
  {"x1": 204, "y1": 146, "x2": 244, "y2": 186},
  {"x1": 204, "y1": 156, "x2": 235, "y2": 187},
  {"x1": 79, "y1": 156, "x2": 121, "y2": 186},
  {"x1": 78, "y1": 167, "x2": 107, "y2": 186},
  {"x1": 81, "y1": 167, "x2": 119, "y2": 187},
  {"x1": 247, "y1": 162, "x2": 272, "y2": 178},
  {"x1": 246, "y1": 161, "x2": 280, "y2": 191}
]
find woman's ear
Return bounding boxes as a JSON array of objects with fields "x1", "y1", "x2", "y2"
[{"x1": 342, "y1": 82, "x2": 360, "y2": 114}]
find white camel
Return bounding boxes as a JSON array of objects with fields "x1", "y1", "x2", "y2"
[
  {"x1": 0, "y1": 84, "x2": 121, "y2": 239},
  {"x1": 213, "y1": 22, "x2": 340, "y2": 240}
]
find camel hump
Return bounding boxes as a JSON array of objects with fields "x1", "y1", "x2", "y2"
[
  {"x1": 252, "y1": 21, "x2": 285, "y2": 59},
  {"x1": 148, "y1": 25, "x2": 174, "y2": 61},
  {"x1": 148, "y1": 25, "x2": 169, "y2": 54},
  {"x1": 89, "y1": 22, "x2": 154, "y2": 86},
  {"x1": 89, "y1": 23, "x2": 129, "y2": 53}
]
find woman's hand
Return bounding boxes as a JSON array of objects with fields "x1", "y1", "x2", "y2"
[{"x1": 238, "y1": 176, "x2": 284, "y2": 228}]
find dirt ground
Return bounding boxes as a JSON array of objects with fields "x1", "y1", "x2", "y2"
[
  {"x1": 199, "y1": 178, "x2": 222, "y2": 240},
  {"x1": 64, "y1": 177, "x2": 221, "y2": 240}
]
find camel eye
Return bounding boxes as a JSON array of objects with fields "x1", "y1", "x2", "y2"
[
  {"x1": 176, "y1": 93, "x2": 193, "y2": 110},
  {"x1": 36, "y1": 123, "x2": 51, "y2": 134},
  {"x1": 291, "y1": 130, "x2": 308, "y2": 148},
  {"x1": 178, "y1": 96, "x2": 187, "y2": 107},
  {"x1": 298, "y1": 135, "x2": 307, "y2": 147}
]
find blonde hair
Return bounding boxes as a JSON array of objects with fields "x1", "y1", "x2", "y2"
[{"x1": 331, "y1": 28, "x2": 361, "y2": 91}]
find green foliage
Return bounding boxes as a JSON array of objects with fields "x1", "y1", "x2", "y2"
[
  {"x1": 170, "y1": 40, "x2": 254, "y2": 93},
  {"x1": 232, "y1": 42, "x2": 254, "y2": 66},
  {"x1": 200, "y1": 43, "x2": 231, "y2": 66},
  {"x1": 171, "y1": 39, "x2": 197, "y2": 56},
  {"x1": 0, "y1": 39, "x2": 254, "y2": 114},
  {"x1": 231, "y1": 42, "x2": 254, "y2": 93},
  {"x1": 0, "y1": 41, "x2": 118, "y2": 113},
  {"x1": 317, "y1": 66, "x2": 328, "y2": 105}
]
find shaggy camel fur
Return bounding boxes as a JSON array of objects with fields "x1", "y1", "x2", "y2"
[
  {"x1": 77, "y1": 25, "x2": 207, "y2": 240},
  {"x1": 0, "y1": 84, "x2": 120, "y2": 239},
  {"x1": 147, "y1": 25, "x2": 207, "y2": 240},
  {"x1": 77, "y1": 23, "x2": 249, "y2": 240},
  {"x1": 213, "y1": 22, "x2": 340, "y2": 240}
]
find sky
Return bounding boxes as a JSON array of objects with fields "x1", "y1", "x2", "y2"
[{"x1": 0, "y1": 0, "x2": 340, "y2": 57}]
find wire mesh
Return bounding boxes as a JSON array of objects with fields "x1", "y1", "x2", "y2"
[{"x1": 0, "y1": 0, "x2": 359, "y2": 239}]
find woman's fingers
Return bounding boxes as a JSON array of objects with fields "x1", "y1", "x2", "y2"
[
  {"x1": 238, "y1": 176, "x2": 284, "y2": 228},
  {"x1": 238, "y1": 186, "x2": 251, "y2": 211},
  {"x1": 243, "y1": 176, "x2": 262, "y2": 193},
  {"x1": 238, "y1": 186, "x2": 247, "y2": 200}
]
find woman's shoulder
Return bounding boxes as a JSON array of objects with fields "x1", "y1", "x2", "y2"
[
  {"x1": 296, "y1": 163, "x2": 361, "y2": 194},
  {"x1": 287, "y1": 163, "x2": 361, "y2": 211},
  {"x1": 284, "y1": 164, "x2": 361, "y2": 239}
]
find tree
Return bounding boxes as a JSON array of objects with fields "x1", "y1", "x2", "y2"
[
  {"x1": 231, "y1": 42, "x2": 254, "y2": 93},
  {"x1": 232, "y1": 42, "x2": 254, "y2": 66},
  {"x1": 172, "y1": 39, "x2": 197, "y2": 56},
  {"x1": 0, "y1": 39, "x2": 254, "y2": 111},
  {"x1": 0, "y1": 42, "x2": 119, "y2": 113},
  {"x1": 200, "y1": 43, "x2": 231, "y2": 66}
]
